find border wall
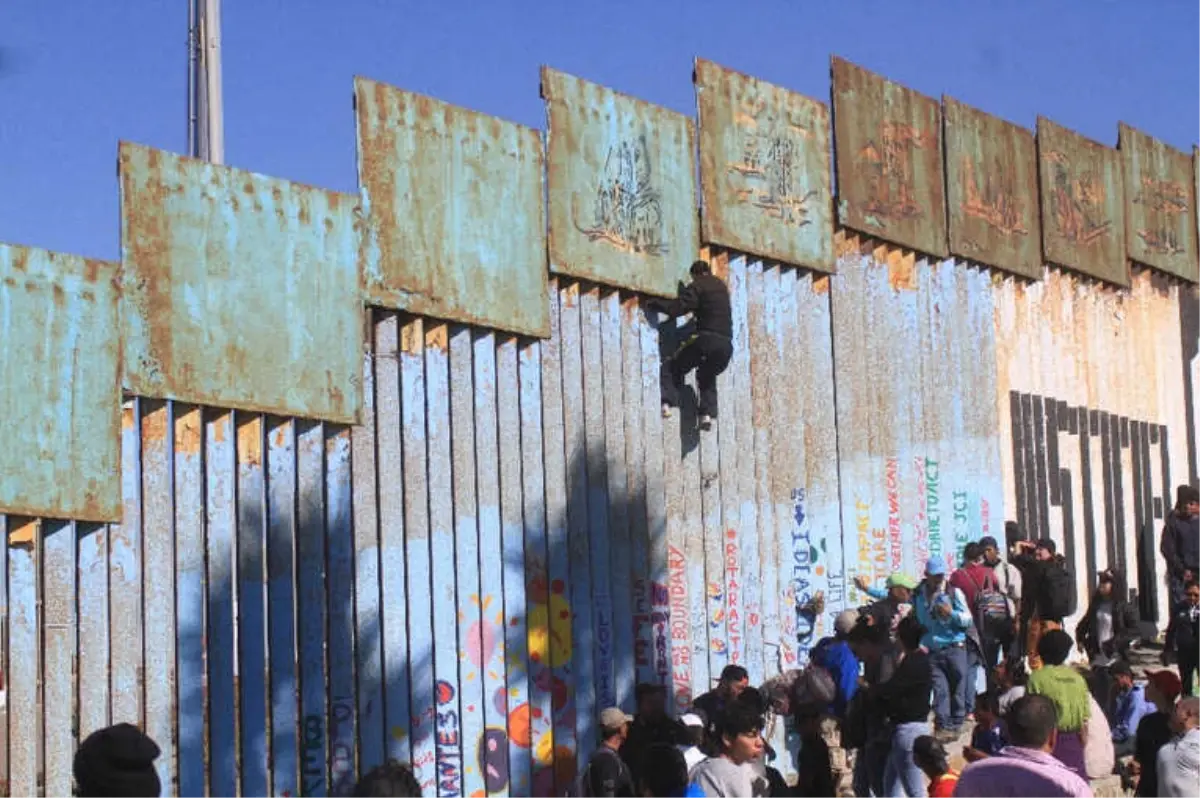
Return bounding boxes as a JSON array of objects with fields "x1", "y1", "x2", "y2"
[{"x1": 1, "y1": 55, "x2": 1197, "y2": 797}]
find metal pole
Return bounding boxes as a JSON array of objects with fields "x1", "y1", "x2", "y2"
[
  {"x1": 187, "y1": 0, "x2": 198, "y2": 157},
  {"x1": 202, "y1": 0, "x2": 224, "y2": 164}
]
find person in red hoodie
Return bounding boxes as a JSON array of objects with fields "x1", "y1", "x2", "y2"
[{"x1": 951, "y1": 543, "x2": 995, "y2": 717}]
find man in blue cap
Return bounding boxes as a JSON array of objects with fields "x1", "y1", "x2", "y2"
[{"x1": 914, "y1": 557, "x2": 974, "y2": 742}]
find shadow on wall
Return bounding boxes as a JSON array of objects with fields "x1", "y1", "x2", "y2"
[{"x1": 170, "y1": 304, "x2": 670, "y2": 798}]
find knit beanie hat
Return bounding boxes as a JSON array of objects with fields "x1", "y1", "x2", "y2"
[{"x1": 73, "y1": 723, "x2": 162, "y2": 797}]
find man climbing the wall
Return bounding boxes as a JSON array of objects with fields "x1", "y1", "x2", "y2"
[{"x1": 646, "y1": 259, "x2": 733, "y2": 431}]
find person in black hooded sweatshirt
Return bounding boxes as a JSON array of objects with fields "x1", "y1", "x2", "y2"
[
  {"x1": 646, "y1": 259, "x2": 733, "y2": 431},
  {"x1": 73, "y1": 723, "x2": 162, "y2": 797},
  {"x1": 1161, "y1": 484, "x2": 1200, "y2": 608}
]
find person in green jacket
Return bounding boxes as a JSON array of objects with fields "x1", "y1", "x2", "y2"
[{"x1": 1026, "y1": 629, "x2": 1090, "y2": 779}]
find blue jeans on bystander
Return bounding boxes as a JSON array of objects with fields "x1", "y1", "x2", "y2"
[
  {"x1": 885, "y1": 721, "x2": 931, "y2": 797},
  {"x1": 930, "y1": 644, "x2": 968, "y2": 731}
]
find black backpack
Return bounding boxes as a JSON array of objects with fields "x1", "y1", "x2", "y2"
[{"x1": 1042, "y1": 563, "x2": 1077, "y2": 620}]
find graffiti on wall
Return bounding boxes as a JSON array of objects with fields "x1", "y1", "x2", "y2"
[
  {"x1": 1044, "y1": 152, "x2": 1112, "y2": 246},
  {"x1": 574, "y1": 136, "x2": 667, "y2": 256},
  {"x1": 855, "y1": 122, "x2": 938, "y2": 223},
  {"x1": 667, "y1": 544, "x2": 693, "y2": 711},
  {"x1": 1133, "y1": 176, "x2": 1190, "y2": 255},
  {"x1": 1009, "y1": 391, "x2": 1175, "y2": 622}
]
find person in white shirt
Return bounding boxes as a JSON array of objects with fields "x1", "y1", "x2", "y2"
[{"x1": 1157, "y1": 697, "x2": 1200, "y2": 797}]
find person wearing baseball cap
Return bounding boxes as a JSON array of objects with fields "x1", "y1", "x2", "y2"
[
  {"x1": 810, "y1": 609, "x2": 864, "y2": 718},
  {"x1": 854, "y1": 572, "x2": 917, "y2": 639},
  {"x1": 914, "y1": 557, "x2": 974, "y2": 740},
  {"x1": 573, "y1": 707, "x2": 635, "y2": 797}
]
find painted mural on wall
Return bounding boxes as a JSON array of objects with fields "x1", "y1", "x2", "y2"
[
  {"x1": 1037, "y1": 117, "x2": 1129, "y2": 287},
  {"x1": 831, "y1": 57, "x2": 948, "y2": 258},
  {"x1": 943, "y1": 96, "x2": 1042, "y2": 280},
  {"x1": 1119, "y1": 123, "x2": 1199, "y2": 283},
  {"x1": 694, "y1": 59, "x2": 834, "y2": 272}
]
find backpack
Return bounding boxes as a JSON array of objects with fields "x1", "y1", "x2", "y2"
[
  {"x1": 1042, "y1": 563, "x2": 1076, "y2": 620},
  {"x1": 567, "y1": 747, "x2": 626, "y2": 798},
  {"x1": 965, "y1": 568, "x2": 1010, "y2": 635}
]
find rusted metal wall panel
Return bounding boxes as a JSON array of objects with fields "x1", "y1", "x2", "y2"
[
  {"x1": 831, "y1": 57, "x2": 948, "y2": 258},
  {"x1": 943, "y1": 96, "x2": 1043, "y2": 280},
  {"x1": 119, "y1": 143, "x2": 364, "y2": 423},
  {"x1": 694, "y1": 60, "x2": 835, "y2": 272},
  {"x1": 1119, "y1": 123, "x2": 1199, "y2": 282},
  {"x1": 0, "y1": 244, "x2": 121, "y2": 522},
  {"x1": 994, "y1": 267, "x2": 1193, "y2": 626},
  {"x1": 1036, "y1": 118, "x2": 1129, "y2": 287},
  {"x1": 831, "y1": 234, "x2": 1004, "y2": 611},
  {"x1": 543, "y1": 67, "x2": 699, "y2": 298},
  {"x1": 355, "y1": 78, "x2": 550, "y2": 339}
]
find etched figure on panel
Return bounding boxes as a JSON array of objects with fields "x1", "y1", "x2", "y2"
[
  {"x1": 960, "y1": 156, "x2": 1028, "y2": 237},
  {"x1": 856, "y1": 121, "x2": 935, "y2": 222},
  {"x1": 1046, "y1": 151, "x2": 1112, "y2": 245},
  {"x1": 574, "y1": 135, "x2": 667, "y2": 256},
  {"x1": 1134, "y1": 176, "x2": 1189, "y2": 255},
  {"x1": 727, "y1": 99, "x2": 818, "y2": 227}
]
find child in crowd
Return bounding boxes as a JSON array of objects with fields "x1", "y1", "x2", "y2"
[
  {"x1": 913, "y1": 735, "x2": 959, "y2": 798},
  {"x1": 964, "y1": 691, "x2": 1007, "y2": 761}
]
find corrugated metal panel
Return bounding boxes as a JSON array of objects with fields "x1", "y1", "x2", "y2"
[
  {"x1": 543, "y1": 67, "x2": 699, "y2": 298},
  {"x1": 943, "y1": 96, "x2": 1043, "y2": 280},
  {"x1": 355, "y1": 78, "x2": 550, "y2": 339},
  {"x1": 0, "y1": 244, "x2": 121, "y2": 522},
  {"x1": 994, "y1": 267, "x2": 1192, "y2": 627},
  {"x1": 831, "y1": 232, "x2": 1004, "y2": 604},
  {"x1": 119, "y1": 142, "x2": 365, "y2": 423},
  {"x1": 1119, "y1": 123, "x2": 1199, "y2": 282},
  {"x1": 831, "y1": 57, "x2": 948, "y2": 258},
  {"x1": 694, "y1": 60, "x2": 835, "y2": 273},
  {"x1": 1036, "y1": 117, "x2": 1129, "y2": 287}
]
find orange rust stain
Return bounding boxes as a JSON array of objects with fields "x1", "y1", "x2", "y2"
[
  {"x1": 175, "y1": 409, "x2": 202, "y2": 456},
  {"x1": 711, "y1": 250, "x2": 730, "y2": 281},
  {"x1": 142, "y1": 406, "x2": 169, "y2": 444},
  {"x1": 401, "y1": 319, "x2": 424, "y2": 355},
  {"x1": 425, "y1": 322, "x2": 449, "y2": 351},
  {"x1": 211, "y1": 413, "x2": 229, "y2": 443},
  {"x1": 562, "y1": 282, "x2": 580, "y2": 309},
  {"x1": 886, "y1": 249, "x2": 917, "y2": 292},
  {"x1": 9, "y1": 519, "x2": 38, "y2": 546},
  {"x1": 812, "y1": 275, "x2": 831, "y2": 295},
  {"x1": 271, "y1": 424, "x2": 288, "y2": 448},
  {"x1": 122, "y1": 405, "x2": 135, "y2": 430},
  {"x1": 51, "y1": 283, "x2": 66, "y2": 307},
  {"x1": 11, "y1": 246, "x2": 30, "y2": 272},
  {"x1": 237, "y1": 419, "x2": 263, "y2": 467}
]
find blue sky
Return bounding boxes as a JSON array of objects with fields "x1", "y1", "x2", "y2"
[{"x1": 1, "y1": 1, "x2": 1196, "y2": 261}]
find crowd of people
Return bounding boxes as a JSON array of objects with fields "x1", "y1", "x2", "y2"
[{"x1": 61, "y1": 487, "x2": 1196, "y2": 797}]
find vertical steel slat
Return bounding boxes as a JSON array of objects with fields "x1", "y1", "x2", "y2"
[
  {"x1": 426, "y1": 321, "x2": 463, "y2": 798},
  {"x1": 699, "y1": 367, "x2": 727, "y2": 685},
  {"x1": 204, "y1": 409, "x2": 238, "y2": 796},
  {"x1": 507, "y1": 337, "x2": 536, "y2": 797},
  {"x1": 0, "y1": 514, "x2": 7, "y2": 793},
  {"x1": 174, "y1": 405, "x2": 207, "y2": 797},
  {"x1": 324, "y1": 426, "x2": 357, "y2": 795},
  {"x1": 764, "y1": 265, "x2": 794, "y2": 780},
  {"x1": 111, "y1": 402, "x2": 144, "y2": 726},
  {"x1": 476, "y1": 332, "x2": 510, "y2": 798},
  {"x1": 142, "y1": 401, "x2": 177, "y2": 795},
  {"x1": 679, "y1": 312, "x2": 709, "y2": 702},
  {"x1": 77, "y1": 518, "x2": 110, "y2": 743},
  {"x1": 620, "y1": 296, "x2": 653, "y2": 689},
  {"x1": 712, "y1": 254, "x2": 742, "y2": 673},
  {"x1": 559, "y1": 281, "x2": 596, "y2": 756},
  {"x1": 537, "y1": 281, "x2": 571, "y2": 796},
  {"x1": 236, "y1": 413, "x2": 270, "y2": 797},
  {"x1": 8, "y1": 518, "x2": 39, "y2": 798},
  {"x1": 351, "y1": 327, "x2": 385, "y2": 775},
  {"x1": 297, "y1": 420, "x2": 329, "y2": 797},
  {"x1": 400, "y1": 315, "x2": 434, "y2": 791},
  {"x1": 449, "y1": 325, "x2": 485, "y2": 798},
  {"x1": 580, "y1": 287, "x2": 615, "y2": 712},
  {"x1": 746, "y1": 260, "x2": 777, "y2": 682},
  {"x1": 777, "y1": 267, "x2": 806, "y2": 670},
  {"x1": 266, "y1": 417, "x2": 299, "y2": 797},
  {"x1": 42, "y1": 520, "x2": 76, "y2": 798},
  {"x1": 727, "y1": 255, "x2": 762, "y2": 686},
  {"x1": 660, "y1": 303, "x2": 693, "y2": 712},
  {"x1": 599, "y1": 290, "x2": 634, "y2": 710},
  {"x1": 639, "y1": 300, "x2": 670, "y2": 696}
]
